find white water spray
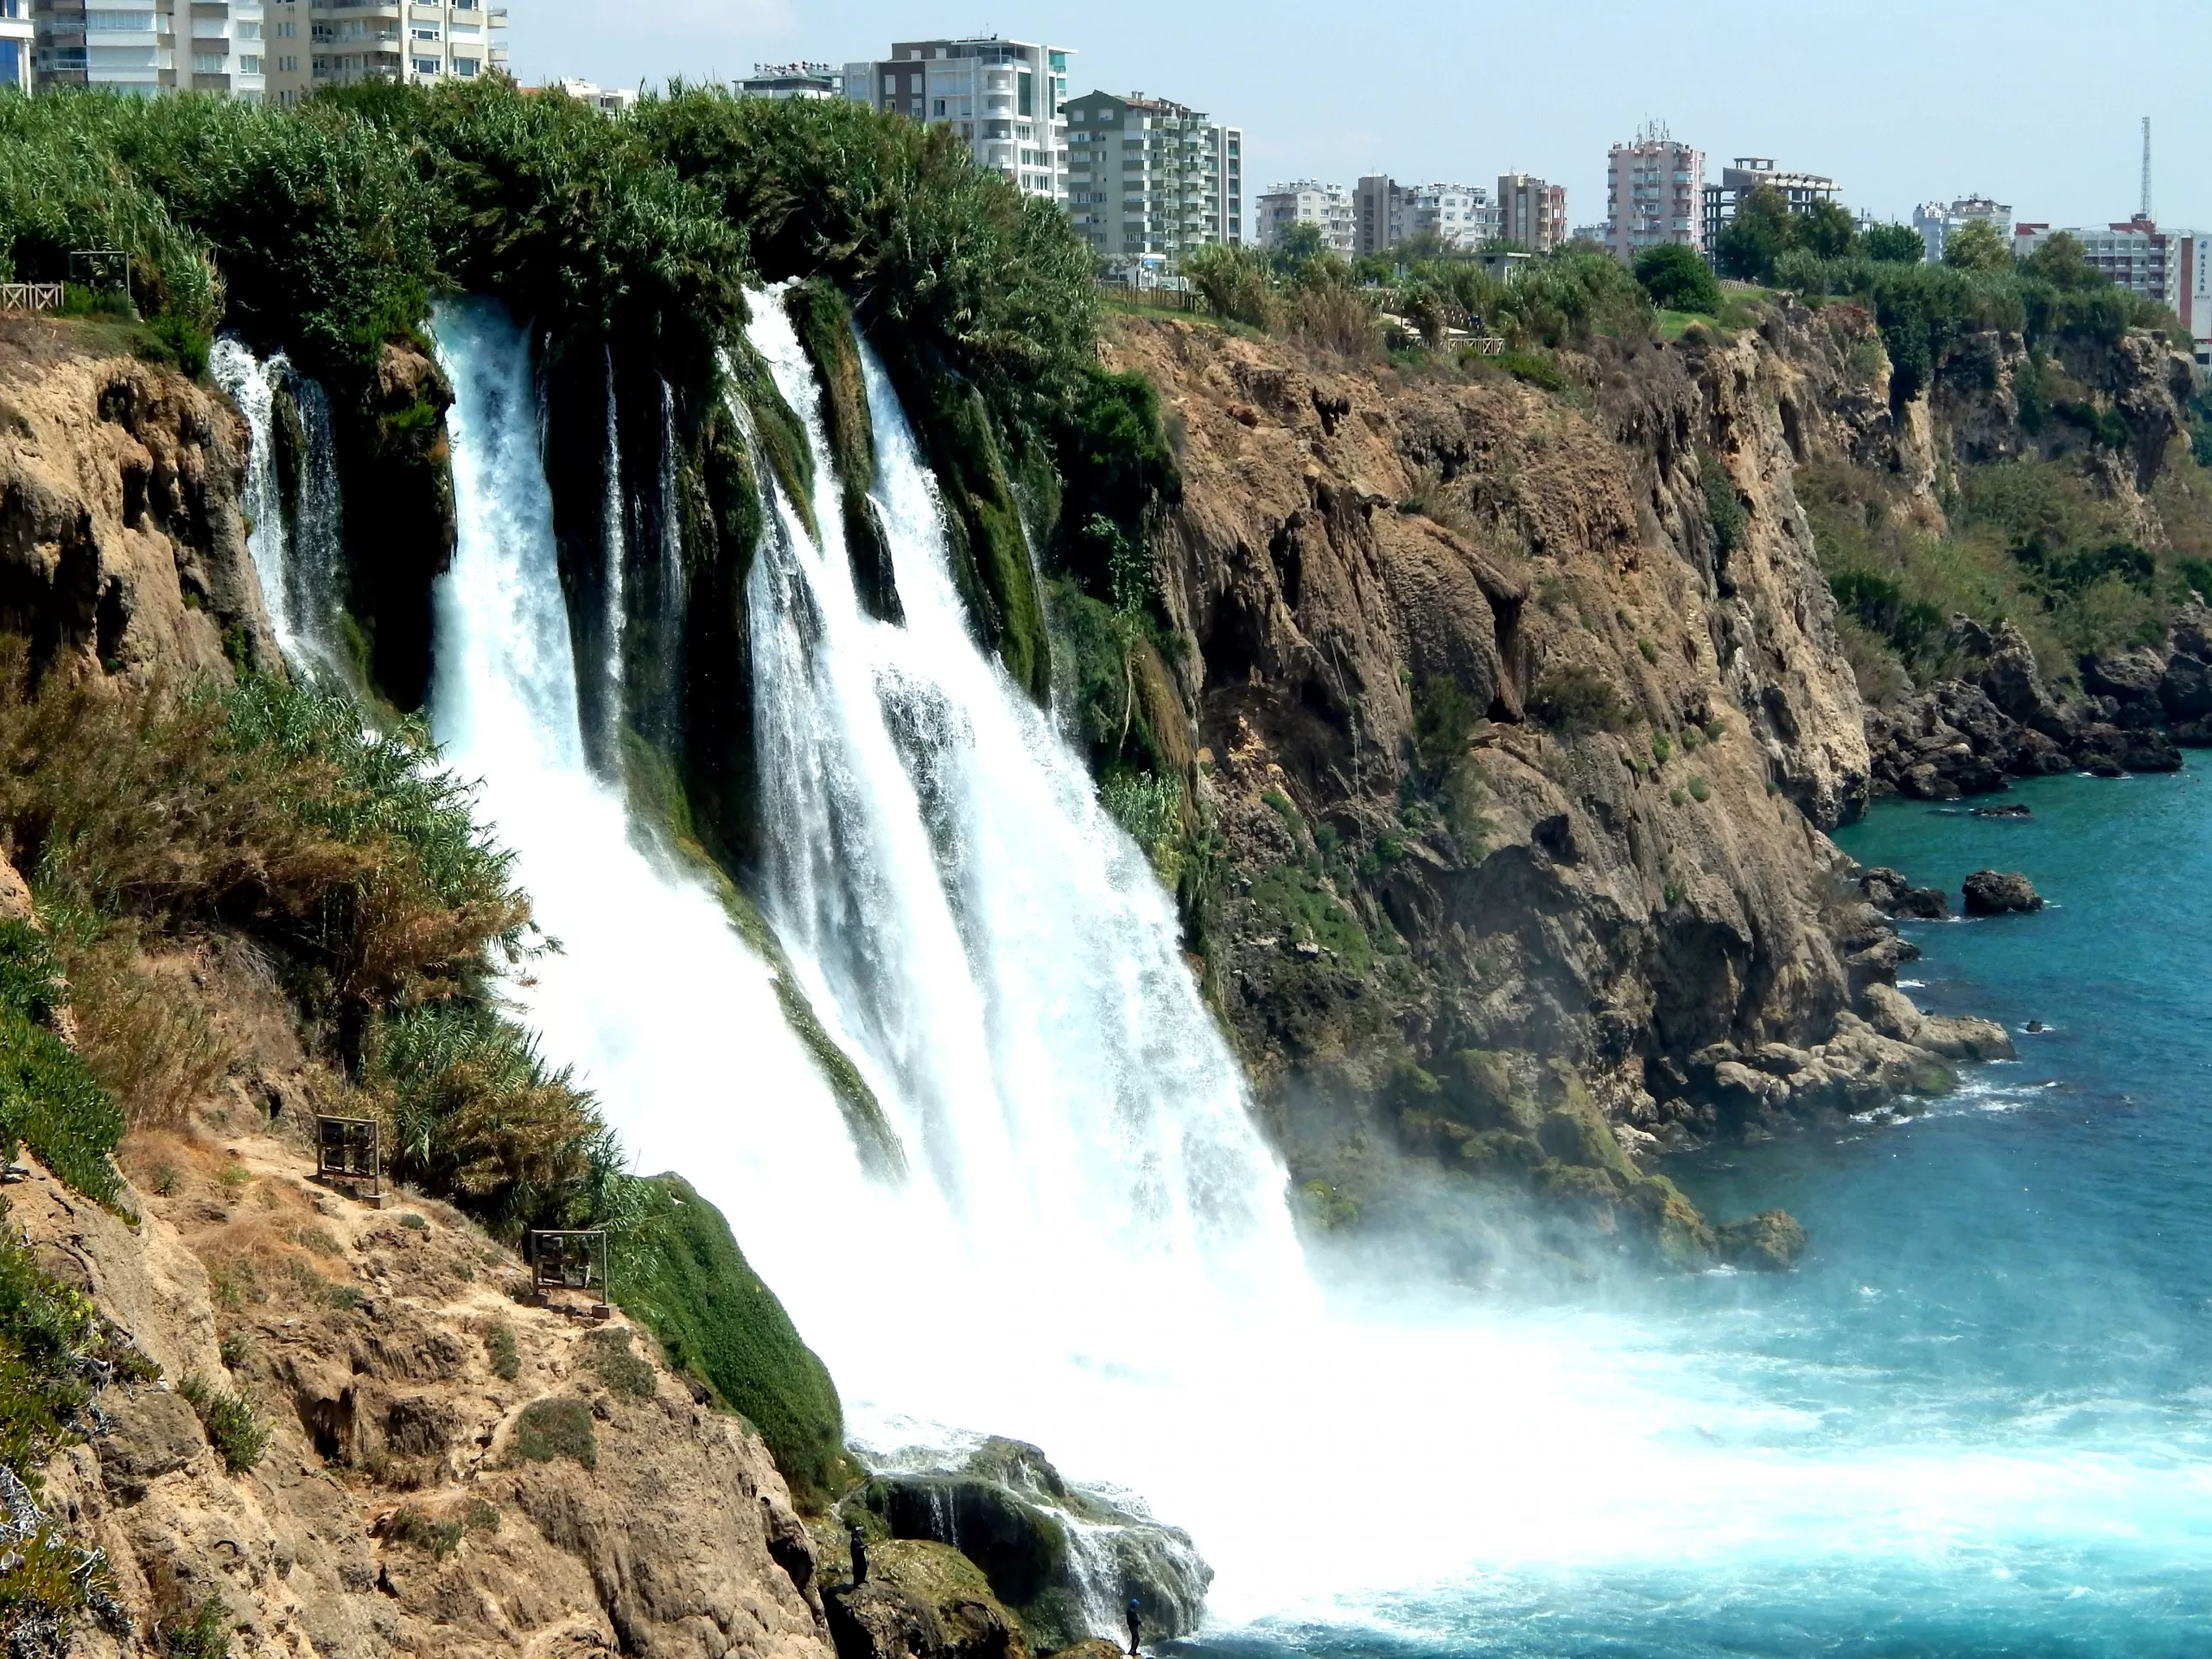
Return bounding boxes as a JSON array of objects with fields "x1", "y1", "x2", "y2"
[{"x1": 211, "y1": 336, "x2": 352, "y2": 686}]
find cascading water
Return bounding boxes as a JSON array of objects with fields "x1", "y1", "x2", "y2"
[
  {"x1": 416, "y1": 289, "x2": 2212, "y2": 1654},
  {"x1": 211, "y1": 336, "x2": 353, "y2": 686},
  {"x1": 595, "y1": 344, "x2": 627, "y2": 758}
]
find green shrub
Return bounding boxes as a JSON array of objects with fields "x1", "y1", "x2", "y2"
[
  {"x1": 1650, "y1": 731, "x2": 1673, "y2": 766},
  {"x1": 507, "y1": 1396, "x2": 596, "y2": 1471},
  {"x1": 484, "y1": 1321, "x2": 520, "y2": 1382},
  {"x1": 1637, "y1": 635, "x2": 1660, "y2": 664},
  {"x1": 611, "y1": 1175, "x2": 849, "y2": 1507},
  {"x1": 1633, "y1": 244, "x2": 1719, "y2": 314},
  {"x1": 1529, "y1": 664, "x2": 1630, "y2": 734},
  {"x1": 0, "y1": 922, "x2": 124, "y2": 1205},
  {"x1": 1688, "y1": 775, "x2": 1711, "y2": 803},
  {"x1": 1702, "y1": 462, "x2": 1747, "y2": 556},
  {"x1": 1413, "y1": 675, "x2": 1485, "y2": 786},
  {"x1": 580, "y1": 1326, "x2": 655, "y2": 1399},
  {"x1": 156, "y1": 1594, "x2": 229, "y2": 1659},
  {"x1": 179, "y1": 1372, "x2": 267, "y2": 1474}
]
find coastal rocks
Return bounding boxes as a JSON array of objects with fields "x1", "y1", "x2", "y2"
[
  {"x1": 1714, "y1": 1210, "x2": 1809, "y2": 1271},
  {"x1": 1867, "y1": 615, "x2": 2196, "y2": 797},
  {"x1": 843, "y1": 1440, "x2": 1211, "y2": 1651},
  {"x1": 825, "y1": 1541, "x2": 1030, "y2": 1659},
  {"x1": 1859, "y1": 866, "x2": 1948, "y2": 918},
  {"x1": 1962, "y1": 869, "x2": 2044, "y2": 914}
]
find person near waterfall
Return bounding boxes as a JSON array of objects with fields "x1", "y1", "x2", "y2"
[
  {"x1": 850, "y1": 1525, "x2": 869, "y2": 1587},
  {"x1": 1126, "y1": 1599, "x2": 1142, "y2": 1655}
]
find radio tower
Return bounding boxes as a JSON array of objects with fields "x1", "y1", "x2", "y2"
[{"x1": 2141, "y1": 116, "x2": 2153, "y2": 221}]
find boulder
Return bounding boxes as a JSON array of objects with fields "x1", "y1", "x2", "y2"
[
  {"x1": 96, "y1": 1384, "x2": 207, "y2": 1500},
  {"x1": 1961, "y1": 869, "x2": 2043, "y2": 915},
  {"x1": 1859, "y1": 867, "x2": 1948, "y2": 919},
  {"x1": 0, "y1": 852, "x2": 29, "y2": 926},
  {"x1": 825, "y1": 1541, "x2": 1030, "y2": 1659},
  {"x1": 2081, "y1": 645, "x2": 2169, "y2": 705},
  {"x1": 1714, "y1": 1210, "x2": 1808, "y2": 1271}
]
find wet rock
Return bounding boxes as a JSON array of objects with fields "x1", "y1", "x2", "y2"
[
  {"x1": 847, "y1": 1440, "x2": 1210, "y2": 1651},
  {"x1": 1970, "y1": 803, "x2": 2031, "y2": 819},
  {"x1": 1859, "y1": 867, "x2": 1948, "y2": 919},
  {"x1": 1962, "y1": 870, "x2": 2044, "y2": 915},
  {"x1": 1713, "y1": 1210, "x2": 1808, "y2": 1271},
  {"x1": 826, "y1": 1541, "x2": 1029, "y2": 1659}
]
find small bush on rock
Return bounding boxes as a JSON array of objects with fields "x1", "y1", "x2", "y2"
[
  {"x1": 507, "y1": 1396, "x2": 595, "y2": 1471},
  {"x1": 1530, "y1": 665, "x2": 1630, "y2": 735},
  {"x1": 179, "y1": 1373, "x2": 267, "y2": 1474}
]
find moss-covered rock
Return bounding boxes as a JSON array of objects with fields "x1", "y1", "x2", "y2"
[
  {"x1": 787, "y1": 280, "x2": 900, "y2": 623},
  {"x1": 613, "y1": 1173, "x2": 855, "y2": 1509},
  {"x1": 331, "y1": 340, "x2": 454, "y2": 711},
  {"x1": 842, "y1": 1439, "x2": 1211, "y2": 1651},
  {"x1": 824, "y1": 1539, "x2": 1030, "y2": 1659}
]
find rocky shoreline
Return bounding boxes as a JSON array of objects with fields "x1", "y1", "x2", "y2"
[{"x1": 1866, "y1": 609, "x2": 2212, "y2": 801}]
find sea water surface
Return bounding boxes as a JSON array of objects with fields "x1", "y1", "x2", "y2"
[{"x1": 1192, "y1": 769, "x2": 2212, "y2": 1657}]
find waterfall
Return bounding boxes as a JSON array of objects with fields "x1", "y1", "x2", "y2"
[
  {"x1": 212, "y1": 336, "x2": 353, "y2": 686},
  {"x1": 423, "y1": 298, "x2": 882, "y2": 1313},
  {"x1": 741, "y1": 285, "x2": 1309, "y2": 1330},
  {"x1": 597, "y1": 344, "x2": 627, "y2": 758}
]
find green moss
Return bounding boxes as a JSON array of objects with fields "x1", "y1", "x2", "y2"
[
  {"x1": 484, "y1": 1320, "x2": 519, "y2": 1382},
  {"x1": 0, "y1": 922, "x2": 124, "y2": 1206},
  {"x1": 507, "y1": 1395, "x2": 595, "y2": 1471},
  {"x1": 613, "y1": 1174, "x2": 854, "y2": 1509},
  {"x1": 785, "y1": 280, "x2": 899, "y2": 621},
  {"x1": 1249, "y1": 865, "x2": 1371, "y2": 974},
  {"x1": 725, "y1": 332, "x2": 815, "y2": 544},
  {"x1": 580, "y1": 1326, "x2": 655, "y2": 1398}
]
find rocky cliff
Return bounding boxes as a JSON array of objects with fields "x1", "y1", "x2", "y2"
[{"x1": 1107, "y1": 305, "x2": 2005, "y2": 1256}]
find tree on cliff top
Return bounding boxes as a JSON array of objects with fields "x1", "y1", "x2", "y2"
[
  {"x1": 1633, "y1": 243, "x2": 1720, "y2": 315},
  {"x1": 1942, "y1": 218, "x2": 2012, "y2": 272}
]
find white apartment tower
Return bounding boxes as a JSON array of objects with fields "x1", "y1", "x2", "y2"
[
  {"x1": 844, "y1": 36, "x2": 1072, "y2": 203},
  {"x1": 1912, "y1": 196, "x2": 2012, "y2": 264},
  {"x1": 33, "y1": 0, "x2": 266, "y2": 97},
  {"x1": 1256, "y1": 181, "x2": 1354, "y2": 253},
  {"x1": 0, "y1": 0, "x2": 31, "y2": 92},
  {"x1": 1065, "y1": 90, "x2": 1243, "y2": 265},
  {"x1": 1606, "y1": 124, "x2": 1704, "y2": 263},
  {"x1": 264, "y1": 0, "x2": 509, "y2": 105},
  {"x1": 1355, "y1": 176, "x2": 1496, "y2": 257}
]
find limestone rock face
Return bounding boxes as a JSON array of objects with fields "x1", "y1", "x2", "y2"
[
  {"x1": 0, "y1": 318, "x2": 276, "y2": 683},
  {"x1": 14, "y1": 1119, "x2": 832, "y2": 1659},
  {"x1": 1108, "y1": 306, "x2": 1973, "y2": 1203}
]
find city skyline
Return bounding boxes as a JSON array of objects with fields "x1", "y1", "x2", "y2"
[{"x1": 511, "y1": 0, "x2": 2212, "y2": 238}]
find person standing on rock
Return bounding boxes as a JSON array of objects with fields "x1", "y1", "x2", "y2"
[
  {"x1": 1126, "y1": 1599, "x2": 1143, "y2": 1655},
  {"x1": 849, "y1": 1524, "x2": 869, "y2": 1587}
]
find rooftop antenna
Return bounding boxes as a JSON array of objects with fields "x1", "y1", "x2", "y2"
[{"x1": 2141, "y1": 115, "x2": 2153, "y2": 221}]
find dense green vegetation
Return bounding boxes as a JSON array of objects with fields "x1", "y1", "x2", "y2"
[{"x1": 610, "y1": 1173, "x2": 853, "y2": 1508}]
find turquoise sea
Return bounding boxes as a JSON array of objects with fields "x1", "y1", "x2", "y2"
[{"x1": 1192, "y1": 769, "x2": 2212, "y2": 1657}]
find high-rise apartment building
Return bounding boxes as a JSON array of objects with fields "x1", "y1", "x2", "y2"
[
  {"x1": 0, "y1": 0, "x2": 30, "y2": 91},
  {"x1": 1354, "y1": 176, "x2": 1495, "y2": 257},
  {"x1": 35, "y1": 0, "x2": 266, "y2": 96},
  {"x1": 1911, "y1": 196, "x2": 2012, "y2": 264},
  {"x1": 1605, "y1": 126, "x2": 1704, "y2": 263},
  {"x1": 264, "y1": 0, "x2": 507, "y2": 106},
  {"x1": 1701, "y1": 158, "x2": 1839, "y2": 257},
  {"x1": 844, "y1": 36, "x2": 1072, "y2": 202},
  {"x1": 1497, "y1": 173, "x2": 1567, "y2": 253},
  {"x1": 1255, "y1": 181, "x2": 1354, "y2": 253},
  {"x1": 1065, "y1": 91, "x2": 1241, "y2": 266}
]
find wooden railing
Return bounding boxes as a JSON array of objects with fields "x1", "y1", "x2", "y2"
[{"x1": 0, "y1": 284, "x2": 62, "y2": 315}]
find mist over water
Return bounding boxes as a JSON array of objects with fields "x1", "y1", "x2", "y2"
[{"x1": 226, "y1": 298, "x2": 2212, "y2": 1654}]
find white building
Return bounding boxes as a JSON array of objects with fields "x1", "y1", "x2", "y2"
[
  {"x1": 845, "y1": 36, "x2": 1072, "y2": 203},
  {"x1": 740, "y1": 60, "x2": 842, "y2": 99},
  {"x1": 1606, "y1": 124, "x2": 1704, "y2": 263},
  {"x1": 264, "y1": 0, "x2": 508, "y2": 105},
  {"x1": 2012, "y1": 217, "x2": 2208, "y2": 361},
  {"x1": 1354, "y1": 176, "x2": 1495, "y2": 257},
  {"x1": 556, "y1": 78, "x2": 638, "y2": 115},
  {"x1": 35, "y1": 0, "x2": 265, "y2": 98},
  {"x1": 1912, "y1": 196, "x2": 2012, "y2": 264},
  {"x1": 0, "y1": 0, "x2": 31, "y2": 92},
  {"x1": 1257, "y1": 181, "x2": 1354, "y2": 254}
]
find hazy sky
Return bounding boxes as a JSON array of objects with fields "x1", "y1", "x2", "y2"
[{"x1": 515, "y1": 1, "x2": 2212, "y2": 233}]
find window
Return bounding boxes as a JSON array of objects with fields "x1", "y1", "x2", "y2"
[
  {"x1": 86, "y1": 10, "x2": 156, "y2": 29},
  {"x1": 1018, "y1": 69, "x2": 1033, "y2": 117},
  {"x1": 413, "y1": 26, "x2": 438, "y2": 38},
  {"x1": 453, "y1": 54, "x2": 477, "y2": 75},
  {"x1": 239, "y1": 52, "x2": 261, "y2": 71},
  {"x1": 192, "y1": 52, "x2": 227, "y2": 72},
  {"x1": 412, "y1": 55, "x2": 438, "y2": 73},
  {"x1": 238, "y1": 22, "x2": 260, "y2": 38}
]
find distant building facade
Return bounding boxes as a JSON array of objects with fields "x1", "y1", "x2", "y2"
[
  {"x1": 36, "y1": 0, "x2": 268, "y2": 97},
  {"x1": 0, "y1": 0, "x2": 29, "y2": 91},
  {"x1": 1354, "y1": 176, "x2": 1495, "y2": 257},
  {"x1": 1065, "y1": 90, "x2": 1243, "y2": 266},
  {"x1": 1701, "y1": 158, "x2": 1840, "y2": 257},
  {"x1": 2014, "y1": 217, "x2": 2197, "y2": 344},
  {"x1": 740, "y1": 60, "x2": 843, "y2": 99},
  {"x1": 1497, "y1": 172, "x2": 1567, "y2": 252},
  {"x1": 556, "y1": 78, "x2": 638, "y2": 115},
  {"x1": 845, "y1": 35, "x2": 1072, "y2": 202},
  {"x1": 264, "y1": 0, "x2": 507, "y2": 105},
  {"x1": 1912, "y1": 195, "x2": 2012, "y2": 264},
  {"x1": 1606, "y1": 126, "x2": 1704, "y2": 263},
  {"x1": 1256, "y1": 180, "x2": 1355, "y2": 253}
]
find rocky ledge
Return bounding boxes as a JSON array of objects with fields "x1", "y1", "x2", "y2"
[{"x1": 1867, "y1": 610, "x2": 2212, "y2": 799}]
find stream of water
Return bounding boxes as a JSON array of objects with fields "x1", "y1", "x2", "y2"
[{"x1": 231, "y1": 302, "x2": 2212, "y2": 1654}]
